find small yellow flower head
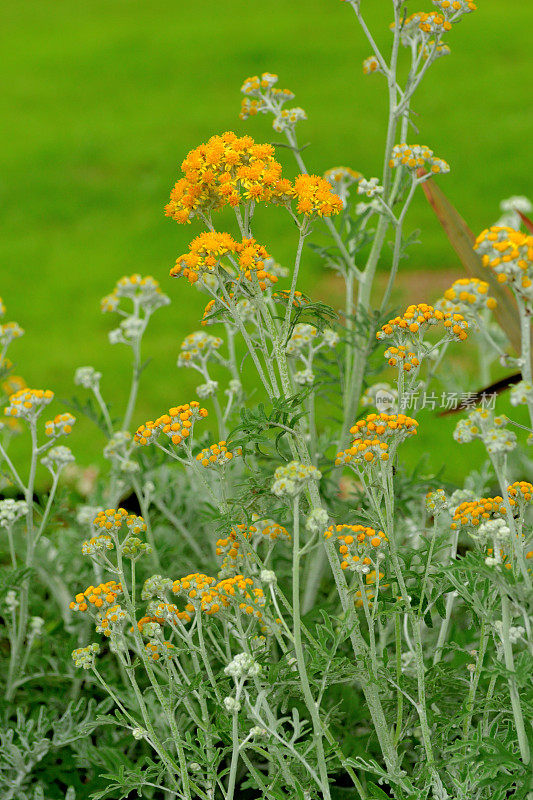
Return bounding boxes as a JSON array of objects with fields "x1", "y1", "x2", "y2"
[
  {"x1": 239, "y1": 72, "x2": 306, "y2": 135},
  {"x1": 4, "y1": 388, "x2": 54, "y2": 421},
  {"x1": 292, "y1": 174, "x2": 343, "y2": 218},
  {"x1": 170, "y1": 231, "x2": 277, "y2": 292},
  {"x1": 44, "y1": 412, "x2": 76, "y2": 438},
  {"x1": 439, "y1": 278, "x2": 497, "y2": 315},
  {"x1": 363, "y1": 56, "x2": 381, "y2": 75},
  {"x1": 165, "y1": 132, "x2": 289, "y2": 223},
  {"x1": 196, "y1": 440, "x2": 241, "y2": 468},
  {"x1": 69, "y1": 580, "x2": 123, "y2": 613},
  {"x1": 377, "y1": 303, "x2": 468, "y2": 344},
  {"x1": 134, "y1": 401, "x2": 208, "y2": 447},
  {"x1": 101, "y1": 274, "x2": 170, "y2": 314},
  {"x1": 0, "y1": 322, "x2": 24, "y2": 350},
  {"x1": 389, "y1": 144, "x2": 450, "y2": 175},
  {"x1": 178, "y1": 331, "x2": 223, "y2": 368},
  {"x1": 474, "y1": 226, "x2": 533, "y2": 301},
  {"x1": 325, "y1": 523, "x2": 387, "y2": 574}
]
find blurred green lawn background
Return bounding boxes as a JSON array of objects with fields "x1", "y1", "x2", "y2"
[{"x1": 1, "y1": 0, "x2": 532, "y2": 485}]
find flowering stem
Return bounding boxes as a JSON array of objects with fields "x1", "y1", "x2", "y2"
[
  {"x1": 291, "y1": 496, "x2": 331, "y2": 800},
  {"x1": 499, "y1": 591, "x2": 530, "y2": 764}
]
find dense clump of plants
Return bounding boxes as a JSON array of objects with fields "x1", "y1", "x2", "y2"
[{"x1": 1, "y1": 2, "x2": 532, "y2": 798}]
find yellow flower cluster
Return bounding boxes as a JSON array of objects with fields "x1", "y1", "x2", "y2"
[
  {"x1": 145, "y1": 641, "x2": 175, "y2": 661},
  {"x1": 170, "y1": 231, "x2": 277, "y2": 290},
  {"x1": 69, "y1": 580, "x2": 122, "y2": 613},
  {"x1": 239, "y1": 72, "x2": 295, "y2": 118},
  {"x1": 150, "y1": 601, "x2": 192, "y2": 626},
  {"x1": 134, "y1": 402, "x2": 208, "y2": 447},
  {"x1": 164, "y1": 132, "x2": 290, "y2": 223},
  {"x1": 441, "y1": 278, "x2": 497, "y2": 313},
  {"x1": 325, "y1": 523, "x2": 387, "y2": 572},
  {"x1": 196, "y1": 441, "x2": 241, "y2": 468},
  {"x1": 474, "y1": 226, "x2": 533, "y2": 298},
  {"x1": 4, "y1": 389, "x2": 54, "y2": 420},
  {"x1": 384, "y1": 345, "x2": 420, "y2": 372},
  {"x1": 336, "y1": 413, "x2": 418, "y2": 467},
  {"x1": 171, "y1": 572, "x2": 266, "y2": 620},
  {"x1": 292, "y1": 174, "x2": 343, "y2": 217},
  {"x1": 389, "y1": 144, "x2": 449, "y2": 174},
  {"x1": 377, "y1": 303, "x2": 468, "y2": 342},
  {"x1": 432, "y1": 0, "x2": 477, "y2": 17},
  {"x1": 44, "y1": 412, "x2": 76, "y2": 438},
  {"x1": 178, "y1": 331, "x2": 223, "y2": 366},
  {"x1": 451, "y1": 497, "x2": 506, "y2": 529},
  {"x1": 92, "y1": 508, "x2": 147, "y2": 537},
  {"x1": 418, "y1": 11, "x2": 452, "y2": 33},
  {"x1": 508, "y1": 481, "x2": 533, "y2": 505}
]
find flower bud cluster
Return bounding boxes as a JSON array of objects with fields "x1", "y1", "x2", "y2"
[
  {"x1": 74, "y1": 366, "x2": 102, "y2": 391},
  {"x1": 41, "y1": 446, "x2": 75, "y2": 473},
  {"x1": 425, "y1": 489, "x2": 448, "y2": 514},
  {"x1": 453, "y1": 409, "x2": 516, "y2": 455},
  {"x1": 377, "y1": 304, "x2": 468, "y2": 343},
  {"x1": 71, "y1": 643, "x2": 100, "y2": 670},
  {"x1": 0, "y1": 499, "x2": 28, "y2": 528},
  {"x1": 439, "y1": 278, "x2": 497, "y2": 316},
  {"x1": 177, "y1": 331, "x2": 223, "y2": 369},
  {"x1": 271, "y1": 461, "x2": 322, "y2": 498},
  {"x1": 101, "y1": 275, "x2": 170, "y2": 315},
  {"x1": 239, "y1": 72, "x2": 306, "y2": 135},
  {"x1": 224, "y1": 652, "x2": 262, "y2": 680}
]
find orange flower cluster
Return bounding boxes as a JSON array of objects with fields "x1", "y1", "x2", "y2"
[
  {"x1": 93, "y1": 508, "x2": 147, "y2": 537},
  {"x1": 325, "y1": 523, "x2": 387, "y2": 572},
  {"x1": 336, "y1": 413, "x2": 418, "y2": 468},
  {"x1": 508, "y1": 481, "x2": 533, "y2": 505},
  {"x1": 134, "y1": 402, "x2": 208, "y2": 447},
  {"x1": 4, "y1": 388, "x2": 54, "y2": 419},
  {"x1": 145, "y1": 641, "x2": 176, "y2": 661},
  {"x1": 384, "y1": 345, "x2": 420, "y2": 372},
  {"x1": 69, "y1": 580, "x2": 122, "y2": 613},
  {"x1": 377, "y1": 303, "x2": 468, "y2": 342},
  {"x1": 44, "y1": 412, "x2": 75, "y2": 438},
  {"x1": 292, "y1": 175, "x2": 343, "y2": 217},
  {"x1": 164, "y1": 132, "x2": 291, "y2": 223},
  {"x1": 171, "y1": 571, "x2": 266, "y2": 620},
  {"x1": 170, "y1": 231, "x2": 277, "y2": 291},
  {"x1": 451, "y1": 497, "x2": 506, "y2": 529},
  {"x1": 196, "y1": 441, "x2": 241, "y2": 468},
  {"x1": 216, "y1": 520, "x2": 290, "y2": 573}
]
